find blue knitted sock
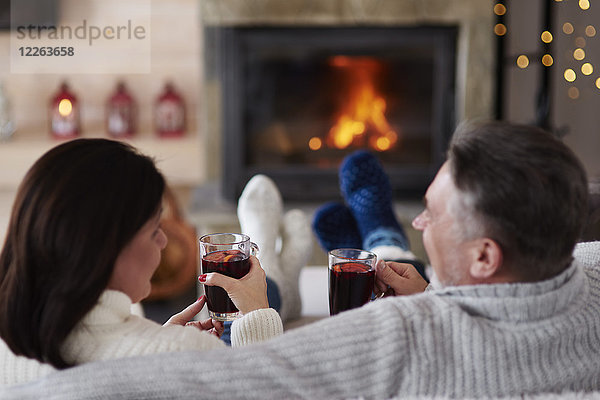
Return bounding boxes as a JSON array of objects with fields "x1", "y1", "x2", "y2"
[
  {"x1": 312, "y1": 202, "x2": 362, "y2": 252},
  {"x1": 339, "y1": 150, "x2": 409, "y2": 251}
]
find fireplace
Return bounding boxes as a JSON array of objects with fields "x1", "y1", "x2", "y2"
[{"x1": 206, "y1": 25, "x2": 457, "y2": 201}]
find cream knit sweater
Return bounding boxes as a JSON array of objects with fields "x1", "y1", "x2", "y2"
[{"x1": 0, "y1": 290, "x2": 283, "y2": 386}]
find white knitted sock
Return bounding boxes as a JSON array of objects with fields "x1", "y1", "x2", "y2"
[
  {"x1": 237, "y1": 175, "x2": 308, "y2": 323},
  {"x1": 278, "y1": 209, "x2": 313, "y2": 322},
  {"x1": 237, "y1": 174, "x2": 282, "y2": 278}
]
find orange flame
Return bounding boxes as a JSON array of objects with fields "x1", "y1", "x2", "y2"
[{"x1": 325, "y1": 56, "x2": 398, "y2": 152}]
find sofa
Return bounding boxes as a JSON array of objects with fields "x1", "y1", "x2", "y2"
[{"x1": 1, "y1": 241, "x2": 599, "y2": 399}]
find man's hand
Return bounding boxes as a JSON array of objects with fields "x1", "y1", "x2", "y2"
[{"x1": 375, "y1": 260, "x2": 428, "y2": 297}]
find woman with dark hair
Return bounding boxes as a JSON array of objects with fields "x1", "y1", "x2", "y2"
[{"x1": 0, "y1": 139, "x2": 282, "y2": 386}]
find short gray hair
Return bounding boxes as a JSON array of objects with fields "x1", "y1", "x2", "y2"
[{"x1": 446, "y1": 120, "x2": 588, "y2": 281}]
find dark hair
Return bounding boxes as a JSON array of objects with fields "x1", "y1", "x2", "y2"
[
  {"x1": 447, "y1": 121, "x2": 589, "y2": 281},
  {"x1": 0, "y1": 139, "x2": 165, "y2": 368}
]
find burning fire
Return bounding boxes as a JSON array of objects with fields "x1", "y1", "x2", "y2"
[{"x1": 311, "y1": 56, "x2": 398, "y2": 152}]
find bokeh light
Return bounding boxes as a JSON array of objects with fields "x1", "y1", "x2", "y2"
[
  {"x1": 308, "y1": 137, "x2": 322, "y2": 151},
  {"x1": 575, "y1": 37, "x2": 587, "y2": 47},
  {"x1": 585, "y1": 25, "x2": 596, "y2": 37},
  {"x1": 494, "y1": 24, "x2": 507, "y2": 36},
  {"x1": 568, "y1": 87, "x2": 580, "y2": 99},
  {"x1": 579, "y1": 0, "x2": 590, "y2": 10},
  {"x1": 541, "y1": 31, "x2": 553, "y2": 43},
  {"x1": 494, "y1": 4, "x2": 506, "y2": 16},
  {"x1": 563, "y1": 22, "x2": 574, "y2": 34},
  {"x1": 517, "y1": 55, "x2": 529, "y2": 68},
  {"x1": 564, "y1": 69, "x2": 576, "y2": 82},
  {"x1": 375, "y1": 137, "x2": 392, "y2": 152},
  {"x1": 542, "y1": 54, "x2": 554, "y2": 66},
  {"x1": 582, "y1": 63, "x2": 593, "y2": 75},
  {"x1": 574, "y1": 48, "x2": 586, "y2": 60}
]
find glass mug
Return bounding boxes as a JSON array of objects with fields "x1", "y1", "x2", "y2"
[
  {"x1": 199, "y1": 233, "x2": 258, "y2": 321},
  {"x1": 328, "y1": 248, "x2": 377, "y2": 316}
]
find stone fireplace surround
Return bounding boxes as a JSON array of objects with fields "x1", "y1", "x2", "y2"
[
  {"x1": 191, "y1": 0, "x2": 495, "y2": 265},
  {"x1": 199, "y1": 0, "x2": 495, "y2": 188}
]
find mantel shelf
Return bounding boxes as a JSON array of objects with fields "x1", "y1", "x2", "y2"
[{"x1": 0, "y1": 134, "x2": 204, "y2": 190}]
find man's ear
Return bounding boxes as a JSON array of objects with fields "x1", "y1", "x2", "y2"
[{"x1": 468, "y1": 238, "x2": 503, "y2": 280}]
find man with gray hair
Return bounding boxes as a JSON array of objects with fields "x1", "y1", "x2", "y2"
[{"x1": 2, "y1": 121, "x2": 599, "y2": 399}]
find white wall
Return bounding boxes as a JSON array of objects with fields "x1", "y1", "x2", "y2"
[{"x1": 0, "y1": 0, "x2": 204, "y2": 243}]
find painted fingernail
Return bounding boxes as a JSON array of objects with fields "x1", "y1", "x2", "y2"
[
  {"x1": 197, "y1": 295, "x2": 205, "y2": 302},
  {"x1": 198, "y1": 274, "x2": 207, "y2": 282}
]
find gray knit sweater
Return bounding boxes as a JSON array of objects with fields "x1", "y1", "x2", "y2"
[{"x1": 2, "y1": 246, "x2": 600, "y2": 399}]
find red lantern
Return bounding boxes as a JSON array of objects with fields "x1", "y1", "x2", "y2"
[
  {"x1": 49, "y1": 82, "x2": 80, "y2": 139},
  {"x1": 154, "y1": 82, "x2": 185, "y2": 138},
  {"x1": 106, "y1": 82, "x2": 136, "y2": 138}
]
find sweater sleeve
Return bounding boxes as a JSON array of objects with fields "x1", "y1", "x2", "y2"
[
  {"x1": 574, "y1": 241, "x2": 600, "y2": 269},
  {"x1": 229, "y1": 308, "x2": 283, "y2": 347}
]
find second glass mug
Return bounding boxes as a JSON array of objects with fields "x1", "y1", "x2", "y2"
[
  {"x1": 328, "y1": 248, "x2": 378, "y2": 316},
  {"x1": 199, "y1": 233, "x2": 258, "y2": 321}
]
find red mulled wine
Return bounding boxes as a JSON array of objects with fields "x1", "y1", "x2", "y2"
[
  {"x1": 201, "y1": 250, "x2": 250, "y2": 314},
  {"x1": 329, "y1": 262, "x2": 375, "y2": 315}
]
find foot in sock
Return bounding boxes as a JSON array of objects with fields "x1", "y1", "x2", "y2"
[
  {"x1": 237, "y1": 174, "x2": 310, "y2": 323},
  {"x1": 237, "y1": 175, "x2": 282, "y2": 268},
  {"x1": 339, "y1": 150, "x2": 410, "y2": 251},
  {"x1": 312, "y1": 198, "x2": 418, "y2": 266},
  {"x1": 278, "y1": 209, "x2": 312, "y2": 321},
  {"x1": 312, "y1": 202, "x2": 361, "y2": 252}
]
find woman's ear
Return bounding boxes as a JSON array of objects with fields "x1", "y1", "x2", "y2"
[{"x1": 468, "y1": 238, "x2": 503, "y2": 280}]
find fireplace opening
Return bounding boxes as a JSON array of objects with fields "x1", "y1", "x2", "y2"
[{"x1": 206, "y1": 26, "x2": 457, "y2": 201}]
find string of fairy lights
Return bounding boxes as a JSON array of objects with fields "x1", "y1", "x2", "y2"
[{"x1": 494, "y1": 0, "x2": 598, "y2": 100}]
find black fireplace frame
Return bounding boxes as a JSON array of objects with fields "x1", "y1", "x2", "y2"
[{"x1": 205, "y1": 25, "x2": 457, "y2": 201}]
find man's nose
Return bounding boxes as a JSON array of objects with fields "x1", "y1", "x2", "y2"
[{"x1": 412, "y1": 212, "x2": 425, "y2": 231}]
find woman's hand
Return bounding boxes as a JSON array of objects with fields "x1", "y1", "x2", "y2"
[
  {"x1": 199, "y1": 256, "x2": 269, "y2": 315},
  {"x1": 375, "y1": 259, "x2": 428, "y2": 297},
  {"x1": 163, "y1": 296, "x2": 224, "y2": 338}
]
